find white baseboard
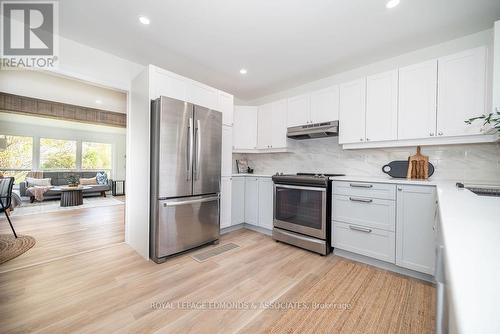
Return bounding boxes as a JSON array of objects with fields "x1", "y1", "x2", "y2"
[{"x1": 334, "y1": 248, "x2": 435, "y2": 283}]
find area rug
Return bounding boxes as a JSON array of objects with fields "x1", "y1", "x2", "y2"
[
  {"x1": 3, "y1": 197, "x2": 123, "y2": 218},
  {"x1": 0, "y1": 234, "x2": 36, "y2": 265}
]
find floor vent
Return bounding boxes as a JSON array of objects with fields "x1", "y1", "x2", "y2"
[{"x1": 191, "y1": 243, "x2": 239, "y2": 262}]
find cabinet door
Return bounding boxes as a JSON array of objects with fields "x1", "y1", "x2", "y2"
[
  {"x1": 151, "y1": 67, "x2": 187, "y2": 101},
  {"x1": 233, "y1": 106, "x2": 258, "y2": 150},
  {"x1": 187, "y1": 81, "x2": 219, "y2": 110},
  {"x1": 339, "y1": 78, "x2": 366, "y2": 144},
  {"x1": 257, "y1": 103, "x2": 273, "y2": 149},
  {"x1": 220, "y1": 177, "x2": 232, "y2": 229},
  {"x1": 437, "y1": 47, "x2": 486, "y2": 137},
  {"x1": 398, "y1": 60, "x2": 437, "y2": 140},
  {"x1": 258, "y1": 178, "x2": 274, "y2": 230},
  {"x1": 244, "y1": 177, "x2": 259, "y2": 226},
  {"x1": 494, "y1": 22, "x2": 500, "y2": 115},
  {"x1": 287, "y1": 95, "x2": 310, "y2": 127},
  {"x1": 231, "y1": 177, "x2": 245, "y2": 225},
  {"x1": 310, "y1": 86, "x2": 339, "y2": 123},
  {"x1": 218, "y1": 91, "x2": 234, "y2": 126},
  {"x1": 366, "y1": 70, "x2": 398, "y2": 142},
  {"x1": 396, "y1": 185, "x2": 436, "y2": 274},
  {"x1": 221, "y1": 125, "x2": 233, "y2": 177},
  {"x1": 271, "y1": 99, "x2": 288, "y2": 149}
]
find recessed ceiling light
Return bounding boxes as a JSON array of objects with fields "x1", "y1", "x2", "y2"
[
  {"x1": 95, "y1": 99, "x2": 102, "y2": 105},
  {"x1": 386, "y1": 0, "x2": 400, "y2": 8},
  {"x1": 139, "y1": 16, "x2": 150, "y2": 25},
  {"x1": 239, "y1": 68, "x2": 248, "y2": 75}
]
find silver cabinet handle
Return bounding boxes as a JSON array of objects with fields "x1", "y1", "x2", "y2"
[
  {"x1": 397, "y1": 187, "x2": 403, "y2": 191},
  {"x1": 187, "y1": 117, "x2": 193, "y2": 181},
  {"x1": 349, "y1": 183, "x2": 373, "y2": 188},
  {"x1": 349, "y1": 225, "x2": 372, "y2": 233},
  {"x1": 429, "y1": 132, "x2": 435, "y2": 136},
  {"x1": 349, "y1": 197, "x2": 373, "y2": 203},
  {"x1": 366, "y1": 138, "x2": 370, "y2": 141},
  {"x1": 438, "y1": 132, "x2": 443, "y2": 136},
  {"x1": 360, "y1": 138, "x2": 364, "y2": 142}
]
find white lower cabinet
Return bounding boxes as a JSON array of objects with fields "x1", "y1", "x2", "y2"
[
  {"x1": 396, "y1": 185, "x2": 437, "y2": 275},
  {"x1": 258, "y1": 178, "x2": 274, "y2": 229},
  {"x1": 333, "y1": 222, "x2": 396, "y2": 263},
  {"x1": 244, "y1": 177, "x2": 259, "y2": 226},
  {"x1": 231, "y1": 177, "x2": 245, "y2": 226},
  {"x1": 220, "y1": 177, "x2": 232, "y2": 229},
  {"x1": 332, "y1": 180, "x2": 437, "y2": 275}
]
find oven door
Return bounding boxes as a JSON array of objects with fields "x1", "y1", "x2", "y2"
[{"x1": 273, "y1": 184, "x2": 326, "y2": 239}]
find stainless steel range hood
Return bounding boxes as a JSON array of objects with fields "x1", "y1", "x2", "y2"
[{"x1": 287, "y1": 120, "x2": 339, "y2": 140}]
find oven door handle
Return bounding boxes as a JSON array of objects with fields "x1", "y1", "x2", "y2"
[{"x1": 275, "y1": 184, "x2": 326, "y2": 192}]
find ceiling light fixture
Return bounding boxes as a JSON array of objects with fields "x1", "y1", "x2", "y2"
[
  {"x1": 386, "y1": 0, "x2": 400, "y2": 8},
  {"x1": 239, "y1": 68, "x2": 248, "y2": 75},
  {"x1": 95, "y1": 99, "x2": 102, "y2": 105},
  {"x1": 139, "y1": 16, "x2": 150, "y2": 25}
]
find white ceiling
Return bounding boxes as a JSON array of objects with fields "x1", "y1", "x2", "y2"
[{"x1": 59, "y1": 0, "x2": 500, "y2": 101}]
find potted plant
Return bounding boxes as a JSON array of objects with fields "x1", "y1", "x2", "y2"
[
  {"x1": 465, "y1": 108, "x2": 500, "y2": 134},
  {"x1": 67, "y1": 175, "x2": 79, "y2": 187}
]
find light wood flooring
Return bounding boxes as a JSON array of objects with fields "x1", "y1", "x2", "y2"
[{"x1": 0, "y1": 205, "x2": 435, "y2": 333}]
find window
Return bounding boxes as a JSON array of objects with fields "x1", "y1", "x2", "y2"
[
  {"x1": 0, "y1": 135, "x2": 33, "y2": 183},
  {"x1": 40, "y1": 138, "x2": 77, "y2": 169},
  {"x1": 82, "y1": 142, "x2": 112, "y2": 170}
]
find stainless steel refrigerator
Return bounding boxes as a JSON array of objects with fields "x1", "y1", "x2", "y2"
[{"x1": 150, "y1": 96, "x2": 222, "y2": 263}]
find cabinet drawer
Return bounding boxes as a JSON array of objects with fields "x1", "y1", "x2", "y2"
[
  {"x1": 333, "y1": 194, "x2": 395, "y2": 231},
  {"x1": 333, "y1": 181, "x2": 396, "y2": 200},
  {"x1": 333, "y1": 221, "x2": 395, "y2": 263}
]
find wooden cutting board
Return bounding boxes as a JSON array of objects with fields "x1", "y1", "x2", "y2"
[{"x1": 406, "y1": 146, "x2": 429, "y2": 179}]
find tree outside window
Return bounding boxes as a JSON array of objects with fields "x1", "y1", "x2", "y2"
[
  {"x1": 40, "y1": 138, "x2": 77, "y2": 169},
  {"x1": 0, "y1": 135, "x2": 33, "y2": 183},
  {"x1": 82, "y1": 142, "x2": 112, "y2": 170}
]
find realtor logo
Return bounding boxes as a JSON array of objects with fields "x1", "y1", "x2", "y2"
[{"x1": 1, "y1": 1, "x2": 59, "y2": 69}]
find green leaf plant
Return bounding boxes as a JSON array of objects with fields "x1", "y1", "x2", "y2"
[{"x1": 465, "y1": 109, "x2": 500, "y2": 132}]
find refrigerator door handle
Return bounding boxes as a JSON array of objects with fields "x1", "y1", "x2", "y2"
[
  {"x1": 164, "y1": 195, "x2": 219, "y2": 207},
  {"x1": 195, "y1": 119, "x2": 201, "y2": 180},
  {"x1": 187, "y1": 117, "x2": 193, "y2": 181}
]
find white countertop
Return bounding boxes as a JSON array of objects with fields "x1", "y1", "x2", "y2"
[
  {"x1": 436, "y1": 184, "x2": 500, "y2": 334},
  {"x1": 331, "y1": 175, "x2": 500, "y2": 333},
  {"x1": 232, "y1": 174, "x2": 272, "y2": 178}
]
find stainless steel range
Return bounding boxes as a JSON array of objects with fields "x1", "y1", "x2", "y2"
[{"x1": 272, "y1": 173, "x2": 344, "y2": 255}]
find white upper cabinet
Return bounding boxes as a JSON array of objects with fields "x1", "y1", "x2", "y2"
[
  {"x1": 257, "y1": 103, "x2": 273, "y2": 149},
  {"x1": 186, "y1": 80, "x2": 219, "y2": 110},
  {"x1": 366, "y1": 70, "x2": 398, "y2": 142},
  {"x1": 150, "y1": 67, "x2": 187, "y2": 101},
  {"x1": 270, "y1": 99, "x2": 288, "y2": 149},
  {"x1": 287, "y1": 95, "x2": 310, "y2": 127},
  {"x1": 398, "y1": 60, "x2": 438, "y2": 140},
  {"x1": 437, "y1": 47, "x2": 487, "y2": 137},
  {"x1": 339, "y1": 78, "x2": 366, "y2": 144},
  {"x1": 218, "y1": 91, "x2": 234, "y2": 126},
  {"x1": 310, "y1": 86, "x2": 340, "y2": 123},
  {"x1": 233, "y1": 106, "x2": 258, "y2": 150},
  {"x1": 221, "y1": 125, "x2": 233, "y2": 177}
]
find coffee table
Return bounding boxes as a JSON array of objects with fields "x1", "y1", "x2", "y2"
[{"x1": 54, "y1": 186, "x2": 91, "y2": 207}]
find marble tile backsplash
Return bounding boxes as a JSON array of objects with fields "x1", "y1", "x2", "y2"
[{"x1": 234, "y1": 137, "x2": 500, "y2": 184}]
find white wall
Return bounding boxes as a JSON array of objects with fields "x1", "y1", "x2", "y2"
[
  {"x1": 0, "y1": 113, "x2": 126, "y2": 180},
  {"x1": 493, "y1": 21, "x2": 500, "y2": 114},
  {"x1": 0, "y1": 70, "x2": 127, "y2": 113},
  {"x1": 126, "y1": 68, "x2": 150, "y2": 259},
  {"x1": 245, "y1": 29, "x2": 494, "y2": 107}
]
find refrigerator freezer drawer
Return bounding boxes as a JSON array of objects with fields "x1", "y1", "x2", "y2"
[{"x1": 155, "y1": 195, "x2": 220, "y2": 259}]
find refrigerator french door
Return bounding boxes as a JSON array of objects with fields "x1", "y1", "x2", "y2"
[{"x1": 150, "y1": 96, "x2": 222, "y2": 262}]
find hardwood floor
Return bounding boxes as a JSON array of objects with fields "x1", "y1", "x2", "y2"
[
  {"x1": 0, "y1": 212, "x2": 435, "y2": 334},
  {"x1": 0, "y1": 204, "x2": 124, "y2": 272}
]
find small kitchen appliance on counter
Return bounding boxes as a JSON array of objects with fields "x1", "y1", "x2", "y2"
[{"x1": 271, "y1": 173, "x2": 345, "y2": 255}]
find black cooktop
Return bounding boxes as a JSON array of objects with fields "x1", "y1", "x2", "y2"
[{"x1": 272, "y1": 172, "x2": 345, "y2": 187}]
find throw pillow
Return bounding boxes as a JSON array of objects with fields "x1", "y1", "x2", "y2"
[
  {"x1": 80, "y1": 177, "x2": 97, "y2": 185},
  {"x1": 96, "y1": 172, "x2": 108, "y2": 185},
  {"x1": 26, "y1": 177, "x2": 51, "y2": 187}
]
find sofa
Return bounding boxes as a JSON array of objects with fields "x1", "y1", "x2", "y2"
[{"x1": 19, "y1": 171, "x2": 112, "y2": 202}]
